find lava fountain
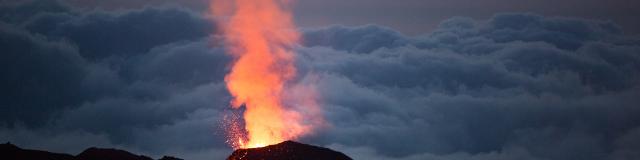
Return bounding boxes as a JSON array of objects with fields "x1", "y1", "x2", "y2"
[{"x1": 211, "y1": 0, "x2": 320, "y2": 149}]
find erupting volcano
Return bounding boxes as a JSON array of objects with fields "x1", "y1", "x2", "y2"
[{"x1": 211, "y1": 0, "x2": 321, "y2": 149}]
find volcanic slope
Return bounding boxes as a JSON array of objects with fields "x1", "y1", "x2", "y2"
[{"x1": 227, "y1": 141, "x2": 352, "y2": 160}]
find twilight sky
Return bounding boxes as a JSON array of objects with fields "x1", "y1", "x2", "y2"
[
  {"x1": 1, "y1": 0, "x2": 640, "y2": 160},
  {"x1": 58, "y1": 0, "x2": 640, "y2": 35}
]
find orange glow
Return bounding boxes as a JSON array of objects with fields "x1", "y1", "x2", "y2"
[{"x1": 211, "y1": 0, "x2": 316, "y2": 149}]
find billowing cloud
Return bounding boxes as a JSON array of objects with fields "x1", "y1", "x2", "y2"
[
  {"x1": 1, "y1": 1, "x2": 640, "y2": 160},
  {"x1": 0, "y1": 23, "x2": 86, "y2": 126},
  {"x1": 297, "y1": 13, "x2": 640, "y2": 160}
]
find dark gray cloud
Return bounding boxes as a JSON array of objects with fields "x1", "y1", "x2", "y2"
[
  {"x1": 296, "y1": 13, "x2": 640, "y2": 160},
  {"x1": 1, "y1": 1, "x2": 231, "y2": 158},
  {"x1": 24, "y1": 7, "x2": 212, "y2": 59},
  {"x1": 1, "y1": 1, "x2": 640, "y2": 160},
  {"x1": 0, "y1": 0, "x2": 69, "y2": 23},
  {"x1": 302, "y1": 25, "x2": 408, "y2": 53},
  {"x1": 0, "y1": 23, "x2": 86, "y2": 126}
]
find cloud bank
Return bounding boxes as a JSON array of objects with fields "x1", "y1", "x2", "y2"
[{"x1": 1, "y1": 1, "x2": 640, "y2": 160}]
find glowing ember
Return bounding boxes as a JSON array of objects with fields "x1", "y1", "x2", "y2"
[{"x1": 211, "y1": 0, "x2": 319, "y2": 149}]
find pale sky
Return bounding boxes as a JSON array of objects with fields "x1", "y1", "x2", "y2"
[{"x1": 56, "y1": 0, "x2": 640, "y2": 35}]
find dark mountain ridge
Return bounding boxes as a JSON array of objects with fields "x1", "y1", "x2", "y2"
[
  {"x1": 0, "y1": 142, "x2": 182, "y2": 160},
  {"x1": 1, "y1": 141, "x2": 352, "y2": 160}
]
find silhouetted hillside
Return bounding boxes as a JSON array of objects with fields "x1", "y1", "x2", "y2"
[
  {"x1": 1, "y1": 141, "x2": 353, "y2": 160},
  {"x1": 76, "y1": 147, "x2": 153, "y2": 160},
  {"x1": 158, "y1": 156, "x2": 184, "y2": 160},
  {"x1": 1, "y1": 142, "x2": 75, "y2": 160},
  {"x1": 0, "y1": 142, "x2": 176, "y2": 160}
]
